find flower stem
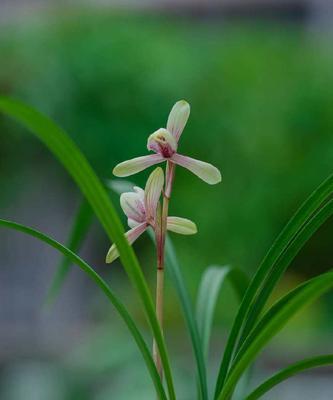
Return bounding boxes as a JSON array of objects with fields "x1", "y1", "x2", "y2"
[
  {"x1": 153, "y1": 263, "x2": 165, "y2": 377},
  {"x1": 153, "y1": 161, "x2": 175, "y2": 381}
]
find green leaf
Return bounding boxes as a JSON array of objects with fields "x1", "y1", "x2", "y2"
[
  {"x1": 196, "y1": 266, "x2": 230, "y2": 360},
  {"x1": 112, "y1": 180, "x2": 210, "y2": 398},
  {"x1": 164, "y1": 235, "x2": 208, "y2": 400},
  {"x1": 0, "y1": 97, "x2": 175, "y2": 400},
  {"x1": 237, "y1": 197, "x2": 333, "y2": 349},
  {"x1": 196, "y1": 265, "x2": 248, "y2": 360},
  {"x1": 245, "y1": 354, "x2": 333, "y2": 400},
  {"x1": 214, "y1": 173, "x2": 333, "y2": 398},
  {"x1": 217, "y1": 269, "x2": 333, "y2": 400},
  {"x1": 110, "y1": 179, "x2": 208, "y2": 398},
  {"x1": 113, "y1": 181, "x2": 211, "y2": 398},
  {"x1": 44, "y1": 179, "x2": 132, "y2": 307},
  {"x1": 45, "y1": 199, "x2": 93, "y2": 307},
  {"x1": 0, "y1": 218, "x2": 167, "y2": 400}
]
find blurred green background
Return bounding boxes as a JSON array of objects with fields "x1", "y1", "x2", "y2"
[{"x1": 0, "y1": 2, "x2": 333, "y2": 399}]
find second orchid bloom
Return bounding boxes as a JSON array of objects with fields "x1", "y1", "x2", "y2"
[{"x1": 106, "y1": 167, "x2": 197, "y2": 263}]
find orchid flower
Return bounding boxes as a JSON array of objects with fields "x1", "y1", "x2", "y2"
[
  {"x1": 106, "y1": 167, "x2": 197, "y2": 264},
  {"x1": 113, "y1": 100, "x2": 221, "y2": 185}
]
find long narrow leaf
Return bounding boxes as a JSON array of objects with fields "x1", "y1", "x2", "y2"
[
  {"x1": 217, "y1": 270, "x2": 333, "y2": 400},
  {"x1": 44, "y1": 179, "x2": 131, "y2": 306},
  {"x1": 196, "y1": 265, "x2": 248, "y2": 360},
  {"x1": 45, "y1": 199, "x2": 93, "y2": 306},
  {"x1": 245, "y1": 354, "x2": 333, "y2": 400},
  {"x1": 164, "y1": 235, "x2": 208, "y2": 400},
  {"x1": 110, "y1": 179, "x2": 208, "y2": 398},
  {"x1": 237, "y1": 197, "x2": 333, "y2": 349},
  {"x1": 111, "y1": 181, "x2": 209, "y2": 399},
  {"x1": 196, "y1": 266, "x2": 231, "y2": 359},
  {"x1": 0, "y1": 97, "x2": 175, "y2": 399},
  {"x1": 0, "y1": 218, "x2": 167, "y2": 400},
  {"x1": 110, "y1": 180, "x2": 210, "y2": 398},
  {"x1": 214, "y1": 173, "x2": 333, "y2": 397}
]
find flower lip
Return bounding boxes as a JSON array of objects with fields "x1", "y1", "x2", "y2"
[
  {"x1": 147, "y1": 128, "x2": 177, "y2": 158},
  {"x1": 118, "y1": 167, "x2": 164, "y2": 231}
]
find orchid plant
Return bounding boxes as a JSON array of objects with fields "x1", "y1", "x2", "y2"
[
  {"x1": 1, "y1": 96, "x2": 333, "y2": 400},
  {"x1": 107, "y1": 100, "x2": 220, "y2": 378}
]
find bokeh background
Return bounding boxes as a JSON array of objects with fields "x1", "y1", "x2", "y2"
[{"x1": 0, "y1": 1, "x2": 333, "y2": 399}]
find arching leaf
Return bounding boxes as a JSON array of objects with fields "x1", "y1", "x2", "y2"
[{"x1": 0, "y1": 218, "x2": 167, "y2": 400}]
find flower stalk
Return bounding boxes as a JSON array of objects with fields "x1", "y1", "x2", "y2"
[
  {"x1": 153, "y1": 160, "x2": 175, "y2": 379},
  {"x1": 107, "y1": 99, "x2": 221, "y2": 389},
  {"x1": 153, "y1": 230, "x2": 165, "y2": 378}
]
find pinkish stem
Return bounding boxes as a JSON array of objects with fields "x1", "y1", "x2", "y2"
[{"x1": 153, "y1": 160, "x2": 176, "y2": 381}]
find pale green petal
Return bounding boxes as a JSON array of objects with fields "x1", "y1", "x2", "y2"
[
  {"x1": 166, "y1": 100, "x2": 190, "y2": 141},
  {"x1": 113, "y1": 154, "x2": 164, "y2": 177},
  {"x1": 167, "y1": 216, "x2": 198, "y2": 235},
  {"x1": 144, "y1": 167, "x2": 164, "y2": 221},
  {"x1": 171, "y1": 153, "x2": 221, "y2": 185},
  {"x1": 105, "y1": 243, "x2": 119, "y2": 264},
  {"x1": 105, "y1": 222, "x2": 148, "y2": 264}
]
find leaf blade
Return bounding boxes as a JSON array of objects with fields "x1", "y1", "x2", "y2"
[
  {"x1": 0, "y1": 218, "x2": 167, "y2": 400},
  {"x1": 237, "y1": 197, "x2": 333, "y2": 350},
  {"x1": 245, "y1": 354, "x2": 333, "y2": 400},
  {"x1": 196, "y1": 266, "x2": 231, "y2": 359},
  {"x1": 214, "y1": 173, "x2": 333, "y2": 397},
  {"x1": 164, "y1": 235, "x2": 208, "y2": 399},
  {"x1": 0, "y1": 97, "x2": 176, "y2": 400},
  {"x1": 196, "y1": 265, "x2": 248, "y2": 360},
  {"x1": 217, "y1": 270, "x2": 333, "y2": 400},
  {"x1": 45, "y1": 199, "x2": 93, "y2": 307}
]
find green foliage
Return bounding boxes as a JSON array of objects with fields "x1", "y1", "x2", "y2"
[
  {"x1": 196, "y1": 266, "x2": 248, "y2": 360},
  {"x1": 0, "y1": 218, "x2": 167, "y2": 400},
  {"x1": 214, "y1": 175, "x2": 333, "y2": 396},
  {"x1": 1, "y1": 14, "x2": 333, "y2": 279},
  {"x1": 164, "y1": 234, "x2": 208, "y2": 399},
  {"x1": 1, "y1": 66, "x2": 333, "y2": 398},
  {"x1": 245, "y1": 354, "x2": 333, "y2": 400},
  {"x1": 0, "y1": 97, "x2": 175, "y2": 400},
  {"x1": 218, "y1": 270, "x2": 333, "y2": 399},
  {"x1": 45, "y1": 199, "x2": 93, "y2": 306}
]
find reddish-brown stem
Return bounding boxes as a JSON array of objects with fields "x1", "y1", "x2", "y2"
[{"x1": 153, "y1": 160, "x2": 175, "y2": 381}]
